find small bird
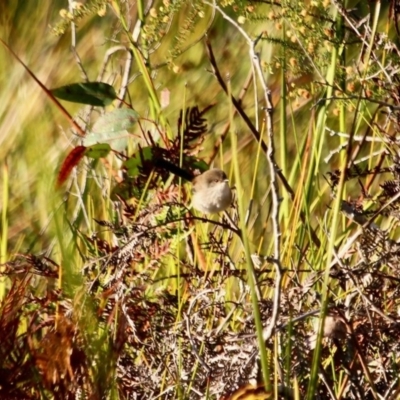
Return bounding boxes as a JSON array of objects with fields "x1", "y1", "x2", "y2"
[
  {"x1": 153, "y1": 158, "x2": 232, "y2": 214},
  {"x1": 191, "y1": 168, "x2": 232, "y2": 214}
]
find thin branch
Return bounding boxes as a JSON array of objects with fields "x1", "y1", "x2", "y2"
[
  {"x1": 204, "y1": 37, "x2": 321, "y2": 248},
  {"x1": 204, "y1": 1, "x2": 283, "y2": 344}
]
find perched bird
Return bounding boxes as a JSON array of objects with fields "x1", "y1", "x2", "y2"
[
  {"x1": 191, "y1": 168, "x2": 232, "y2": 214},
  {"x1": 153, "y1": 158, "x2": 232, "y2": 214}
]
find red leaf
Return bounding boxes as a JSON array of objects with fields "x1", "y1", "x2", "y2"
[{"x1": 57, "y1": 146, "x2": 87, "y2": 186}]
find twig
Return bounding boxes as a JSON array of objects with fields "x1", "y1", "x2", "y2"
[
  {"x1": 203, "y1": 3, "x2": 284, "y2": 391},
  {"x1": 208, "y1": 68, "x2": 254, "y2": 163},
  {"x1": 204, "y1": 37, "x2": 321, "y2": 248},
  {"x1": 330, "y1": 0, "x2": 392, "y2": 83},
  {"x1": 250, "y1": 37, "x2": 282, "y2": 344},
  {"x1": 0, "y1": 39, "x2": 86, "y2": 136},
  {"x1": 205, "y1": 0, "x2": 283, "y2": 342}
]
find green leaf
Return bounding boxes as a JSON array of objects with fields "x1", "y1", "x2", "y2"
[
  {"x1": 84, "y1": 108, "x2": 139, "y2": 152},
  {"x1": 123, "y1": 147, "x2": 154, "y2": 177},
  {"x1": 84, "y1": 143, "x2": 111, "y2": 159},
  {"x1": 187, "y1": 158, "x2": 208, "y2": 173},
  {"x1": 51, "y1": 82, "x2": 117, "y2": 106}
]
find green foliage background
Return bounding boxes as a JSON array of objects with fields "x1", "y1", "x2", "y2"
[
  {"x1": 2, "y1": 0, "x2": 400, "y2": 399},
  {"x1": 0, "y1": 1, "x2": 280, "y2": 253}
]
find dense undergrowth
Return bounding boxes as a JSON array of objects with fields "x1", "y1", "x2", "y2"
[{"x1": 1, "y1": 1, "x2": 400, "y2": 399}]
